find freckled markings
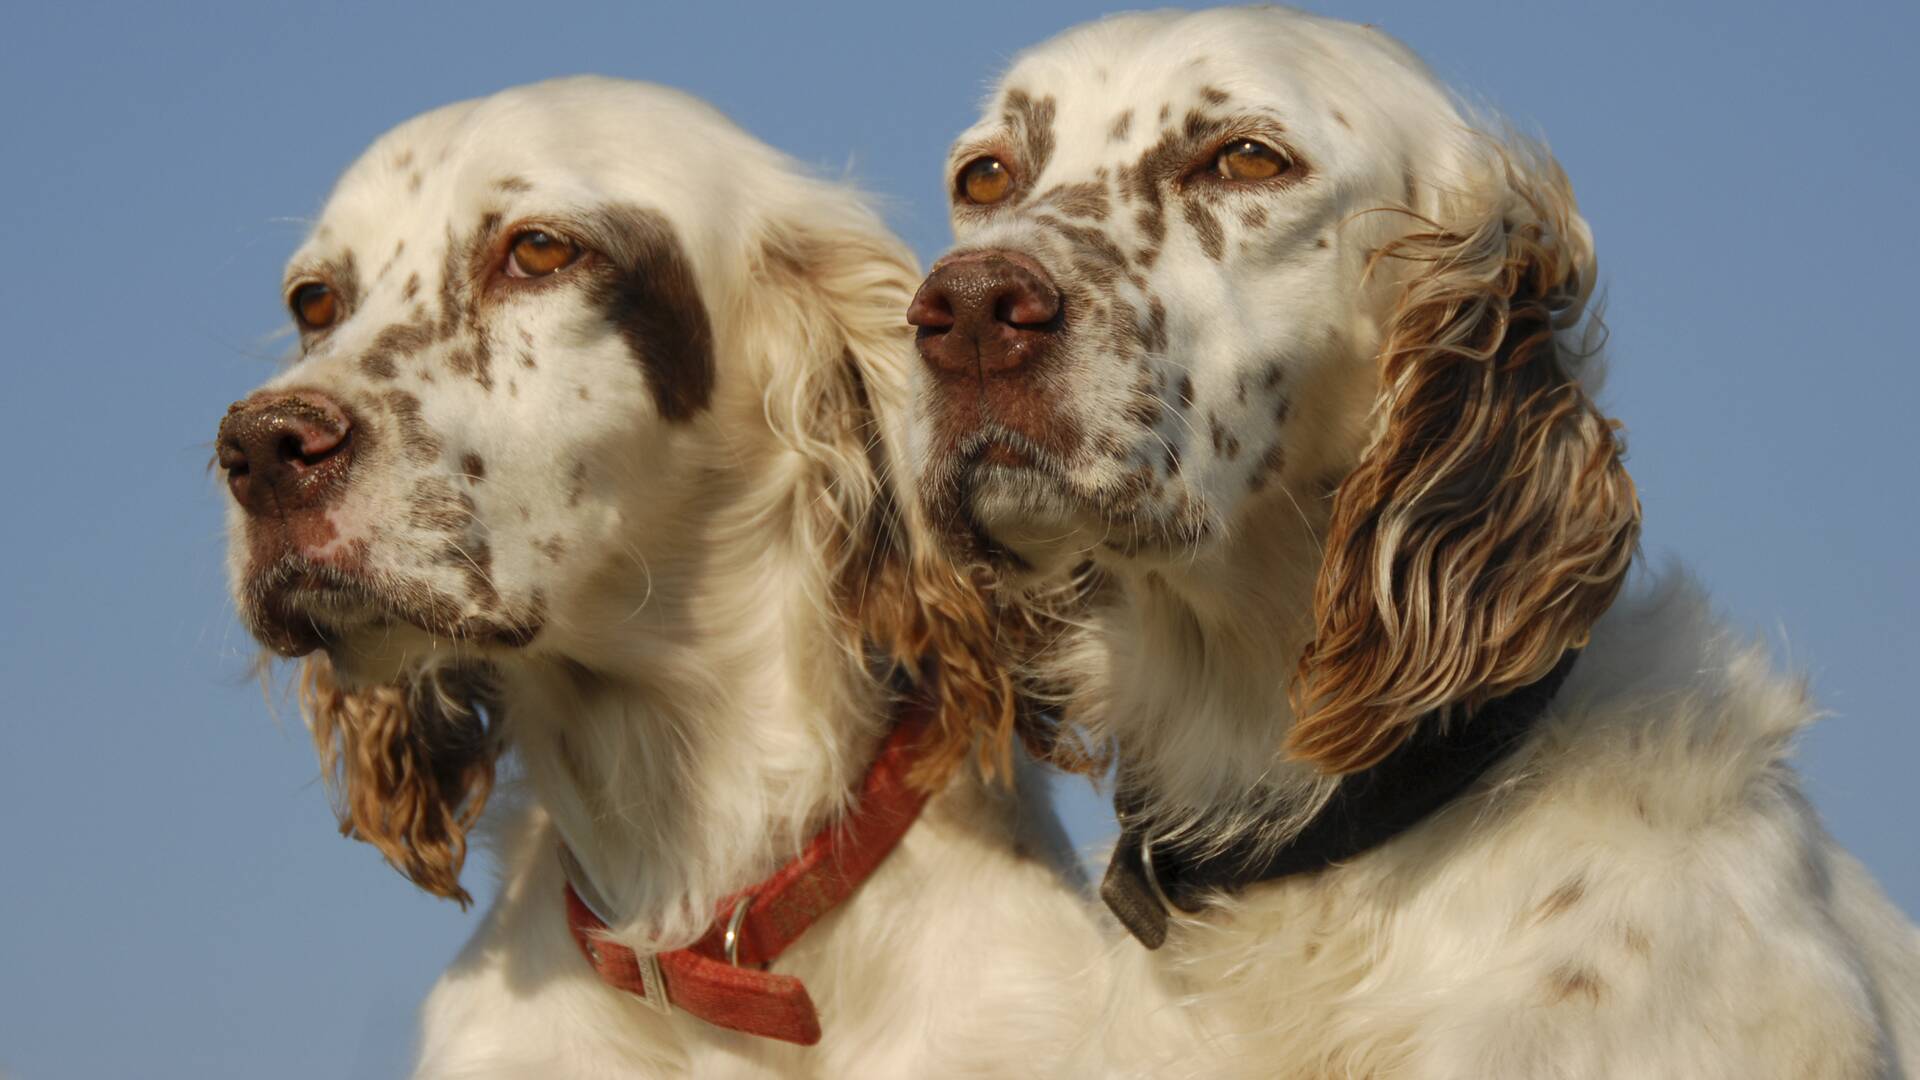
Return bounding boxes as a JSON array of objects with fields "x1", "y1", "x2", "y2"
[
  {"x1": 1109, "y1": 110, "x2": 1133, "y2": 141},
  {"x1": 1033, "y1": 181, "x2": 1110, "y2": 221},
  {"x1": 360, "y1": 317, "x2": 438, "y2": 380},
  {"x1": 460, "y1": 452, "x2": 485, "y2": 482},
  {"x1": 1182, "y1": 199, "x2": 1225, "y2": 261},
  {"x1": 565, "y1": 461, "x2": 588, "y2": 506},
  {"x1": 385, "y1": 391, "x2": 441, "y2": 464}
]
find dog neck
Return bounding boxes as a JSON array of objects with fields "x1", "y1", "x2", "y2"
[
  {"x1": 1064, "y1": 495, "x2": 1341, "y2": 851},
  {"x1": 502, "y1": 436, "x2": 896, "y2": 949}
]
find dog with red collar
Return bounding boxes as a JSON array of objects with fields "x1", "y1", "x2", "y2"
[{"x1": 216, "y1": 77, "x2": 1119, "y2": 1077}]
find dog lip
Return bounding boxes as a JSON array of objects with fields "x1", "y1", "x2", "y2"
[{"x1": 250, "y1": 562, "x2": 376, "y2": 656}]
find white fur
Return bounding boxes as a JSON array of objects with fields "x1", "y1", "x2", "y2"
[
  {"x1": 918, "y1": 10, "x2": 1920, "y2": 1077},
  {"x1": 225, "y1": 77, "x2": 1114, "y2": 1077}
]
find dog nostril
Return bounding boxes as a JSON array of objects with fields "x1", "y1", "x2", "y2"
[
  {"x1": 906, "y1": 286, "x2": 957, "y2": 332},
  {"x1": 996, "y1": 289, "x2": 1058, "y2": 328}
]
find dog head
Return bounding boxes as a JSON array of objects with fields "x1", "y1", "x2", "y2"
[
  {"x1": 911, "y1": 10, "x2": 1639, "y2": 774},
  {"x1": 221, "y1": 78, "x2": 1017, "y2": 899}
]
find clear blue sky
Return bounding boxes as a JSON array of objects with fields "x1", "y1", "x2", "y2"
[{"x1": 2, "y1": 2, "x2": 1913, "y2": 1077}]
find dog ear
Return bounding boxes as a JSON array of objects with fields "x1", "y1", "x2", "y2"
[
  {"x1": 745, "y1": 189, "x2": 1038, "y2": 788},
  {"x1": 1287, "y1": 139, "x2": 1640, "y2": 775},
  {"x1": 299, "y1": 652, "x2": 498, "y2": 904}
]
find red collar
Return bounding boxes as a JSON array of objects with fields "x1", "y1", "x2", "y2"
[{"x1": 562, "y1": 697, "x2": 935, "y2": 1046}]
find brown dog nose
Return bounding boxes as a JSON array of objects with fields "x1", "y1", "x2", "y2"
[
  {"x1": 216, "y1": 391, "x2": 355, "y2": 514},
  {"x1": 907, "y1": 250, "x2": 1062, "y2": 376}
]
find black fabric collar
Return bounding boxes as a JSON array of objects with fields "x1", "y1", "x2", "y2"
[{"x1": 1101, "y1": 650, "x2": 1580, "y2": 949}]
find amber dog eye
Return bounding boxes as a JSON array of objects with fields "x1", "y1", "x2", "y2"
[
  {"x1": 1214, "y1": 139, "x2": 1291, "y2": 182},
  {"x1": 506, "y1": 230, "x2": 581, "y2": 278},
  {"x1": 289, "y1": 282, "x2": 338, "y2": 330},
  {"x1": 958, "y1": 156, "x2": 1014, "y2": 205}
]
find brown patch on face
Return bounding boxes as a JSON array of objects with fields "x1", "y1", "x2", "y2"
[
  {"x1": 359, "y1": 316, "x2": 440, "y2": 381},
  {"x1": 584, "y1": 205, "x2": 715, "y2": 421},
  {"x1": 1135, "y1": 203, "x2": 1166, "y2": 245},
  {"x1": 446, "y1": 341, "x2": 493, "y2": 391},
  {"x1": 1545, "y1": 964, "x2": 1606, "y2": 1006},
  {"x1": 576, "y1": 385, "x2": 590, "y2": 401},
  {"x1": 460, "y1": 452, "x2": 485, "y2": 482},
  {"x1": 1200, "y1": 86, "x2": 1230, "y2": 105},
  {"x1": 1208, "y1": 414, "x2": 1240, "y2": 460},
  {"x1": 1110, "y1": 110, "x2": 1133, "y2": 141},
  {"x1": 533, "y1": 535, "x2": 566, "y2": 563},
  {"x1": 1182, "y1": 198, "x2": 1226, "y2": 261},
  {"x1": 1316, "y1": 235, "x2": 1330, "y2": 249},
  {"x1": 1139, "y1": 297, "x2": 1168, "y2": 354},
  {"x1": 1176, "y1": 374, "x2": 1194, "y2": 409},
  {"x1": 566, "y1": 460, "x2": 588, "y2": 506},
  {"x1": 402, "y1": 273, "x2": 421, "y2": 301},
  {"x1": 1157, "y1": 103, "x2": 1171, "y2": 124},
  {"x1": 1240, "y1": 204, "x2": 1269, "y2": 230},
  {"x1": 1002, "y1": 89, "x2": 1058, "y2": 186},
  {"x1": 1622, "y1": 925, "x2": 1651, "y2": 957},
  {"x1": 1247, "y1": 442, "x2": 1288, "y2": 493},
  {"x1": 1534, "y1": 876, "x2": 1587, "y2": 922},
  {"x1": 408, "y1": 476, "x2": 469, "y2": 534},
  {"x1": 385, "y1": 391, "x2": 441, "y2": 465},
  {"x1": 1035, "y1": 181, "x2": 1111, "y2": 221},
  {"x1": 494, "y1": 176, "x2": 532, "y2": 193}
]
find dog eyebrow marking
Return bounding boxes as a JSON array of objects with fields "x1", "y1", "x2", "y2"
[
  {"x1": 1201, "y1": 86, "x2": 1231, "y2": 105},
  {"x1": 1002, "y1": 88, "x2": 1058, "y2": 192},
  {"x1": 584, "y1": 204, "x2": 715, "y2": 421},
  {"x1": 493, "y1": 176, "x2": 532, "y2": 193}
]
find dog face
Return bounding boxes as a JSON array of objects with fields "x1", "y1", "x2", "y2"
[
  {"x1": 220, "y1": 78, "x2": 761, "y2": 668},
  {"x1": 913, "y1": 10, "x2": 1638, "y2": 774},
  {"x1": 217, "y1": 78, "x2": 1028, "y2": 900},
  {"x1": 910, "y1": 10, "x2": 1472, "y2": 572}
]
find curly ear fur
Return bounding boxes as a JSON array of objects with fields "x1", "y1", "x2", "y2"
[
  {"x1": 299, "y1": 653, "x2": 499, "y2": 904},
  {"x1": 747, "y1": 194, "x2": 1035, "y2": 789},
  {"x1": 1288, "y1": 139, "x2": 1641, "y2": 775}
]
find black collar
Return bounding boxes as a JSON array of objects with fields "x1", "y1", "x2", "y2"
[{"x1": 1101, "y1": 650, "x2": 1579, "y2": 949}]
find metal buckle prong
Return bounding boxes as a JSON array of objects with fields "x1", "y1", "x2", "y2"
[
  {"x1": 722, "y1": 896, "x2": 753, "y2": 967},
  {"x1": 1137, "y1": 831, "x2": 1177, "y2": 916}
]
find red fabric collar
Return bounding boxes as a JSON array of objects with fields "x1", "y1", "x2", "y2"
[{"x1": 562, "y1": 698, "x2": 935, "y2": 1046}]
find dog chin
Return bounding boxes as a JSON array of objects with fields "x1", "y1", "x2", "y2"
[{"x1": 965, "y1": 468, "x2": 1109, "y2": 574}]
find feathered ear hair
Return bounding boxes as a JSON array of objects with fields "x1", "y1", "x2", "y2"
[
  {"x1": 1287, "y1": 137, "x2": 1641, "y2": 775},
  {"x1": 746, "y1": 186, "x2": 1052, "y2": 790},
  {"x1": 299, "y1": 653, "x2": 500, "y2": 904}
]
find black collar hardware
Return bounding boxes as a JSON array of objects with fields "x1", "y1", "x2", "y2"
[{"x1": 1101, "y1": 651, "x2": 1580, "y2": 949}]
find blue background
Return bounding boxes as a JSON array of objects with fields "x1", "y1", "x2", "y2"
[{"x1": 2, "y1": 3, "x2": 1914, "y2": 1076}]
